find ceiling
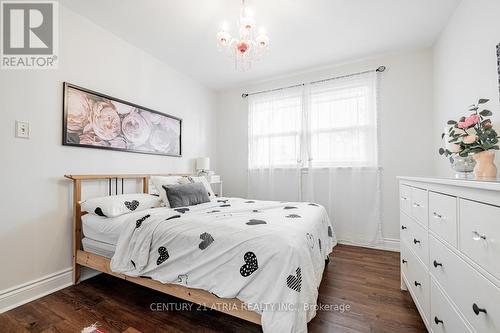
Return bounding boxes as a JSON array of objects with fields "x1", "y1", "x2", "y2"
[{"x1": 61, "y1": 0, "x2": 460, "y2": 90}]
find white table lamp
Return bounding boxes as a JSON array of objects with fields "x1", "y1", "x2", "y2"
[{"x1": 196, "y1": 157, "x2": 210, "y2": 176}]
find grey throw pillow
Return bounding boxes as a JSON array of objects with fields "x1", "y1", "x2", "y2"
[{"x1": 163, "y1": 182, "x2": 210, "y2": 208}]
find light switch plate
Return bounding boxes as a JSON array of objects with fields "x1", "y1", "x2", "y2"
[{"x1": 15, "y1": 120, "x2": 30, "y2": 139}]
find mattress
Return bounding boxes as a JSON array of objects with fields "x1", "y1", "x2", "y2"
[
  {"x1": 82, "y1": 207, "x2": 168, "y2": 245},
  {"x1": 82, "y1": 237, "x2": 116, "y2": 258}
]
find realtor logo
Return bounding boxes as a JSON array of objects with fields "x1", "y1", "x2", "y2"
[{"x1": 1, "y1": 1, "x2": 58, "y2": 69}]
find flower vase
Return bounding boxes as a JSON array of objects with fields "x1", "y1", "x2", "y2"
[
  {"x1": 473, "y1": 151, "x2": 497, "y2": 179},
  {"x1": 451, "y1": 154, "x2": 475, "y2": 178}
]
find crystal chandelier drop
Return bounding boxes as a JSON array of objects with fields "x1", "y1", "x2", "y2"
[{"x1": 216, "y1": 0, "x2": 269, "y2": 71}]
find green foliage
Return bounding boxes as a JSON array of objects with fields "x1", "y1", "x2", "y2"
[{"x1": 439, "y1": 98, "x2": 499, "y2": 160}]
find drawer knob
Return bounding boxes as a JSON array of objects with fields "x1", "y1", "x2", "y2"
[
  {"x1": 472, "y1": 231, "x2": 487, "y2": 241},
  {"x1": 432, "y1": 212, "x2": 443, "y2": 219},
  {"x1": 414, "y1": 281, "x2": 421, "y2": 287},
  {"x1": 412, "y1": 203, "x2": 421, "y2": 208},
  {"x1": 402, "y1": 259, "x2": 407, "y2": 264},
  {"x1": 433, "y1": 260, "x2": 443, "y2": 268},
  {"x1": 401, "y1": 196, "x2": 408, "y2": 201},
  {"x1": 401, "y1": 225, "x2": 407, "y2": 230},
  {"x1": 434, "y1": 316, "x2": 444, "y2": 325},
  {"x1": 413, "y1": 238, "x2": 421, "y2": 244},
  {"x1": 472, "y1": 303, "x2": 487, "y2": 315}
]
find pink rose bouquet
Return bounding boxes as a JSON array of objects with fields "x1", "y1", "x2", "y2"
[
  {"x1": 440, "y1": 99, "x2": 499, "y2": 159},
  {"x1": 457, "y1": 114, "x2": 480, "y2": 129}
]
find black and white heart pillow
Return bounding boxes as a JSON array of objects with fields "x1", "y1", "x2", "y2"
[
  {"x1": 94, "y1": 207, "x2": 106, "y2": 217},
  {"x1": 80, "y1": 193, "x2": 162, "y2": 218}
]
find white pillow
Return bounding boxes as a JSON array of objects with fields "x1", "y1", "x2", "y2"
[
  {"x1": 80, "y1": 193, "x2": 162, "y2": 218},
  {"x1": 188, "y1": 176, "x2": 216, "y2": 199},
  {"x1": 151, "y1": 176, "x2": 189, "y2": 207}
]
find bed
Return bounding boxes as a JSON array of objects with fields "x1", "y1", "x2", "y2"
[{"x1": 66, "y1": 174, "x2": 337, "y2": 333}]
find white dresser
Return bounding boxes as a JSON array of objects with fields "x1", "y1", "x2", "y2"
[{"x1": 398, "y1": 177, "x2": 500, "y2": 333}]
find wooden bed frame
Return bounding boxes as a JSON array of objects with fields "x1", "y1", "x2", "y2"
[{"x1": 64, "y1": 174, "x2": 261, "y2": 325}]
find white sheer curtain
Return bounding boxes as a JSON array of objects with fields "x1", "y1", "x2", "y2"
[
  {"x1": 248, "y1": 71, "x2": 383, "y2": 247},
  {"x1": 247, "y1": 87, "x2": 303, "y2": 201}
]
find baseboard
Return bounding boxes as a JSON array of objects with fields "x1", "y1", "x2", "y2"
[
  {"x1": 0, "y1": 266, "x2": 103, "y2": 314},
  {"x1": 338, "y1": 237, "x2": 400, "y2": 252},
  {"x1": 0, "y1": 268, "x2": 72, "y2": 314},
  {"x1": 378, "y1": 238, "x2": 400, "y2": 252}
]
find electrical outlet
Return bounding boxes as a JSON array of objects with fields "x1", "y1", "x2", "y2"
[{"x1": 15, "y1": 120, "x2": 30, "y2": 139}]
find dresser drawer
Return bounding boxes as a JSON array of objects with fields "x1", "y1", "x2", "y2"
[
  {"x1": 406, "y1": 252, "x2": 430, "y2": 324},
  {"x1": 400, "y1": 211, "x2": 412, "y2": 246},
  {"x1": 429, "y1": 235, "x2": 500, "y2": 333},
  {"x1": 411, "y1": 187, "x2": 428, "y2": 227},
  {"x1": 429, "y1": 191, "x2": 457, "y2": 247},
  {"x1": 430, "y1": 278, "x2": 471, "y2": 333},
  {"x1": 400, "y1": 185, "x2": 411, "y2": 215},
  {"x1": 401, "y1": 211, "x2": 429, "y2": 268},
  {"x1": 460, "y1": 199, "x2": 500, "y2": 281},
  {"x1": 400, "y1": 241, "x2": 411, "y2": 278}
]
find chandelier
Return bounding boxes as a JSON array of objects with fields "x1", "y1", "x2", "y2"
[{"x1": 216, "y1": 0, "x2": 269, "y2": 71}]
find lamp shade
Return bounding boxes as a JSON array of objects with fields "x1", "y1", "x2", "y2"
[{"x1": 196, "y1": 157, "x2": 210, "y2": 170}]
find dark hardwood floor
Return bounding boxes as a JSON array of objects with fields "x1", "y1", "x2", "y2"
[{"x1": 0, "y1": 245, "x2": 426, "y2": 333}]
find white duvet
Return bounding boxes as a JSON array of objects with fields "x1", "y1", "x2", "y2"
[{"x1": 110, "y1": 197, "x2": 337, "y2": 333}]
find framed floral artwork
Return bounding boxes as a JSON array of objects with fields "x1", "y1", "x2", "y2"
[{"x1": 63, "y1": 83, "x2": 182, "y2": 156}]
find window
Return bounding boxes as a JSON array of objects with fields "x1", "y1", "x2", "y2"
[
  {"x1": 248, "y1": 88, "x2": 303, "y2": 168},
  {"x1": 248, "y1": 71, "x2": 378, "y2": 169}
]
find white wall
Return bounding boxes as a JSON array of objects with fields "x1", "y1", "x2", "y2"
[
  {"x1": 216, "y1": 49, "x2": 435, "y2": 245},
  {"x1": 433, "y1": 0, "x2": 500, "y2": 175},
  {"x1": 0, "y1": 5, "x2": 216, "y2": 296}
]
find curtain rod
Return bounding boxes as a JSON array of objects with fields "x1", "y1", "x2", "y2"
[{"x1": 241, "y1": 65, "x2": 386, "y2": 98}]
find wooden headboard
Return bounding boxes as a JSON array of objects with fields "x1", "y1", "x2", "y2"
[{"x1": 64, "y1": 173, "x2": 190, "y2": 283}]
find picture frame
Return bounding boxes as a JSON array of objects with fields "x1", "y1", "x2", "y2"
[
  {"x1": 497, "y1": 43, "x2": 500, "y2": 102},
  {"x1": 62, "y1": 82, "x2": 182, "y2": 157}
]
